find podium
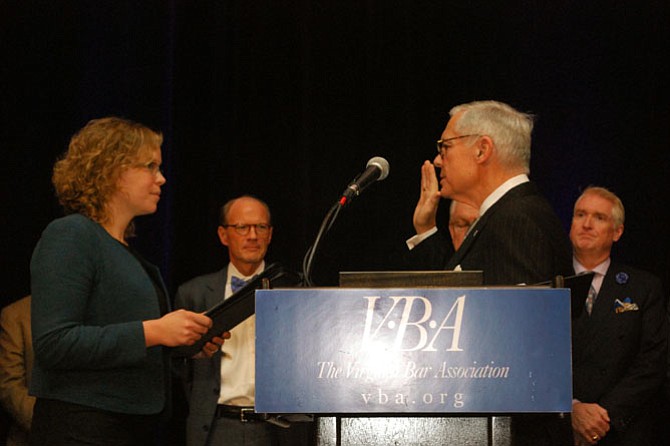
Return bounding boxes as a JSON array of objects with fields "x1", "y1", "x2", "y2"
[{"x1": 255, "y1": 271, "x2": 572, "y2": 446}]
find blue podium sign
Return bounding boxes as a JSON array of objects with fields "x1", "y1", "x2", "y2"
[{"x1": 255, "y1": 288, "x2": 571, "y2": 414}]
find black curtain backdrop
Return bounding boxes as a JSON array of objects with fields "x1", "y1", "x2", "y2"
[{"x1": 2, "y1": 1, "x2": 669, "y2": 307}]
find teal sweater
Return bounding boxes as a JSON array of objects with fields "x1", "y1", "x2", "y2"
[{"x1": 30, "y1": 214, "x2": 169, "y2": 414}]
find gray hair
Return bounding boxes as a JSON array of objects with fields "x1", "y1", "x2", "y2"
[
  {"x1": 577, "y1": 186, "x2": 625, "y2": 228},
  {"x1": 450, "y1": 100, "x2": 533, "y2": 174}
]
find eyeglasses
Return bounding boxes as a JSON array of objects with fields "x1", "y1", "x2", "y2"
[
  {"x1": 137, "y1": 161, "x2": 163, "y2": 176},
  {"x1": 436, "y1": 134, "x2": 480, "y2": 157},
  {"x1": 222, "y1": 223, "x2": 272, "y2": 235}
]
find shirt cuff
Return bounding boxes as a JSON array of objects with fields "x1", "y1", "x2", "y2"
[{"x1": 406, "y1": 227, "x2": 438, "y2": 250}]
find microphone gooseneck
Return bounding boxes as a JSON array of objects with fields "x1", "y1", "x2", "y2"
[{"x1": 302, "y1": 156, "x2": 390, "y2": 286}]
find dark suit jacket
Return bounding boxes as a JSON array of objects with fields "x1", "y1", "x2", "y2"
[
  {"x1": 0, "y1": 296, "x2": 34, "y2": 446},
  {"x1": 408, "y1": 182, "x2": 574, "y2": 285},
  {"x1": 174, "y1": 266, "x2": 228, "y2": 446},
  {"x1": 572, "y1": 262, "x2": 667, "y2": 445}
]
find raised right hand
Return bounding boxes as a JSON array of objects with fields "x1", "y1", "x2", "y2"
[{"x1": 413, "y1": 160, "x2": 442, "y2": 234}]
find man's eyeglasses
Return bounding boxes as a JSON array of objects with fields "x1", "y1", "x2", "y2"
[
  {"x1": 222, "y1": 223, "x2": 272, "y2": 235},
  {"x1": 436, "y1": 134, "x2": 480, "y2": 157}
]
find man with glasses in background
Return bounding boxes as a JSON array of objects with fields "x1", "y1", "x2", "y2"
[
  {"x1": 175, "y1": 195, "x2": 312, "y2": 446},
  {"x1": 407, "y1": 99, "x2": 573, "y2": 287}
]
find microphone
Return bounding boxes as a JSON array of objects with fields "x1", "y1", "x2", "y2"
[
  {"x1": 302, "y1": 156, "x2": 389, "y2": 285},
  {"x1": 340, "y1": 156, "x2": 390, "y2": 205}
]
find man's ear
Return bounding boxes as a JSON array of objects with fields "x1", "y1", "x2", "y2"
[
  {"x1": 475, "y1": 135, "x2": 494, "y2": 163},
  {"x1": 217, "y1": 226, "x2": 229, "y2": 247}
]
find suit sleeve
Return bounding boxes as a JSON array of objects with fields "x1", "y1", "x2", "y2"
[
  {"x1": 174, "y1": 285, "x2": 189, "y2": 311},
  {"x1": 0, "y1": 302, "x2": 35, "y2": 431},
  {"x1": 599, "y1": 275, "x2": 668, "y2": 431},
  {"x1": 404, "y1": 231, "x2": 454, "y2": 270},
  {"x1": 174, "y1": 282, "x2": 210, "y2": 313},
  {"x1": 171, "y1": 281, "x2": 213, "y2": 388},
  {"x1": 30, "y1": 219, "x2": 147, "y2": 370}
]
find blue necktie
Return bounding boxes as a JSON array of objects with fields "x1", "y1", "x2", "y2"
[{"x1": 231, "y1": 276, "x2": 247, "y2": 293}]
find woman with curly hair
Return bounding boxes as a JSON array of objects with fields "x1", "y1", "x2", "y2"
[{"x1": 29, "y1": 117, "x2": 224, "y2": 446}]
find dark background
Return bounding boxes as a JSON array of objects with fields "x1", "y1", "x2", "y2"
[{"x1": 2, "y1": 0, "x2": 670, "y2": 307}]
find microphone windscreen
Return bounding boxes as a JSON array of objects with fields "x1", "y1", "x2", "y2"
[{"x1": 366, "y1": 156, "x2": 390, "y2": 181}]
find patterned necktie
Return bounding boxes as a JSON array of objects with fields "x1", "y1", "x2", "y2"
[
  {"x1": 585, "y1": 284, "x2": 597, "y2": 315},
  {"x1": 231, "y1": 276, "x2": 247, "y2": 293}
]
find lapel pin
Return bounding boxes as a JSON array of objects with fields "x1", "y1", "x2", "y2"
[{"x1": 615, "y1": 272, "x2": 629, "y2": 285}]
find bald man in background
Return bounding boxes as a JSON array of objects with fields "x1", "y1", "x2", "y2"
[
  {"x1": 448, "y1": 200, "x2": 479, "y2": 251},
  {"x1": 175, "y1": 196, "x2": 312, "y2": 446}
]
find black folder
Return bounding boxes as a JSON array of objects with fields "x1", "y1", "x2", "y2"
[
  {"x1": 173, "y1": 262, "x2": 302, "y2": 357},
  {"x1": 534, "y1": 271, "x2": 595, "y2": 319}
]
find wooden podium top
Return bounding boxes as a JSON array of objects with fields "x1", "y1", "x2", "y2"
[{"x1": 339, "y1": 270, "x2": 483, "y2": 288}]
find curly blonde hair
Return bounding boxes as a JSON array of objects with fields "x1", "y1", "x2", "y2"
[{"x1": 52, "y1": 117, "x2": 163, "y2": 224}]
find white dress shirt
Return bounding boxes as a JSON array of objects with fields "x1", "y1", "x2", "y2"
[
  {"x1": 217, "y1": 261, "x2": 265, "y2": 406},
  {"x1": 573, "y1": 257, "x2": 610, "y2": 296}
]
